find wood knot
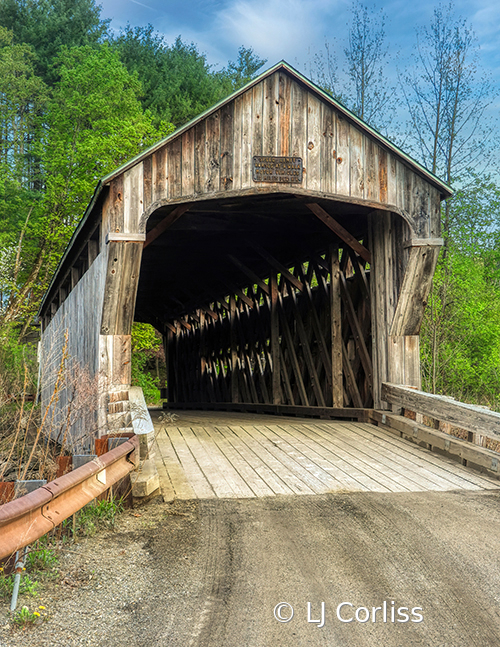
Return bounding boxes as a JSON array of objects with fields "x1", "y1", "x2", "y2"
[{"x1": 308, "y1": 141, "x2": 314, "y2": 150}]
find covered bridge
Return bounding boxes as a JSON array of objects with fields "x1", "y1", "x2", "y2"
[{"x1": 38, "y1": 61, "x2": 452, "y2": 450}]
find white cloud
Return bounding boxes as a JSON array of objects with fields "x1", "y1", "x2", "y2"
[{"x1": 212, "y1": 0, "x2": 345, "y2": 65}]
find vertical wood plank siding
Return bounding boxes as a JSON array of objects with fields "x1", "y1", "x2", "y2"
[
  {"x1": 110, "y1": 72, "x2": 443, "y2": 239},
  {"x1": 40, "y1": 250, "x2": 107, "y2": 449}
]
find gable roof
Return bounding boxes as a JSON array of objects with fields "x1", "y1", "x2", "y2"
[
  {"x1": 39, "y1": 61, "x2": 453, "y2": 318},
  {"x1": 102, "y1": 60, "x2": 453, "y2": 197}
]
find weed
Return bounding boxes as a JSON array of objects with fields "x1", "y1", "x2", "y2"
[
  {"x1": 26, "y1": 546, "x2": 59, "y2": 573},
  {"x1": 0, "y1": 571, "x2": 38, "y2": 600},
  {"x1": 63, "y1": 497, "x2": 125, "y2": 537},
  {"x1": 10, "y1": 604, "x2": 48, "y2": 629}
]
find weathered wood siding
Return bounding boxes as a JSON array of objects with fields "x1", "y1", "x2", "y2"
[
  {"x1": 368, "y1": 211, "x2": 432, "y2": 408},
  {"x1": 103, "y1": 70, "x2": 442, "y2": 240},
  {"x1": 40, "y1": 250, "x2": 107, "y2": 450}
]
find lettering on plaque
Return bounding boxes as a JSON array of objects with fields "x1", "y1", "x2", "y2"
[{"x1": 252, "y1": 156, "x2": 303, "y2": 184}]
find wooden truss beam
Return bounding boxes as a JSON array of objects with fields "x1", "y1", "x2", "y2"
[
  {"x1": 228, "y1": 255, "x2": 270, "y2": 294},
  {"x1": 305, "y1": 203, "x2": 371, "y2": 264},
  {"x1": 390, "y1": 244, "x2": 441, "y2": 336},
  {"x1": 144, "y1": 204, "x2": 191, "y2": 249},
  {"x1": 250, "y1": 243, "x2": 304, "y2": 292}
]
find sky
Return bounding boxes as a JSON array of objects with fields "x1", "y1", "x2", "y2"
[{"x1": 98, "y1": 0, "x2": 500, "y2": 80}]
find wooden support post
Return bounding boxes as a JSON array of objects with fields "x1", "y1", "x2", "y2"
[
  {"x1": 199, "y1": 310, "x2": 207, "y2": 402},
  {"x1": 88, "y1": 240, "x2": 98, "y2": 265},
  {"x1": 70, "y1": 267, "x2": 79, "y2": 290},
  {"x1": 270, "y1": 270, "x2": 281, "y2": 404},
  {"x1": 165, "y1": 328, "x2": 173, "y2": 403},
  {"x1": 330, "y1": 244, "x2": 343, "y2": 407},
  {"x1": 369, "y1": 211, "x2": 423, "y2": 409},
  {"x1": 230, "y1": 294, "x2": 239, "y2": 403}
]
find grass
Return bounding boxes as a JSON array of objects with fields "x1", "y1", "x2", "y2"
[
  {"x1": 0, "y1": 571, "x2": 38, "y2": 601},
  {"x1": 26, "y1": 546, "x2": 59, "y2": 573},
  {"x1": 61, "y1": 496, "x2": 125, "y2": 538}
]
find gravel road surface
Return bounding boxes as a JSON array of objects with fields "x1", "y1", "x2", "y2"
[{"x1": 2, "y1": 489, "x2": 500, "y2": 646}]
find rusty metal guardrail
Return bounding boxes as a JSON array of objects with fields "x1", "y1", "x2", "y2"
[{"x1": 0, "y1": 436, "x2": 139, "y2": 561}]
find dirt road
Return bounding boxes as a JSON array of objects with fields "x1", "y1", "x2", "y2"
[{"x1": 3, "y1": 489, "x2": 500, "y2": 646}]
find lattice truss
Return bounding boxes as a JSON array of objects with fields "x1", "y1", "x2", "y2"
[{"x1": 164, "y1": 245, "x2": 373, "y2": 409}]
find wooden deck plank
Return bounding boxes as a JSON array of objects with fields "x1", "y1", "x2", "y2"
[
  {"x1": 167, "y1": 427, "x2": 216, "y2": 498},
  {"x1": 228, "y1": 425, "x2": 315, "y2": 495},
  {"x1": 333, "y1": 422, "x2": 483, "y2": 491},
  {"x1": 347, "y1": 422, "x2": 500, "y2": 490},
  {"x1": 257, "y1": 424, "x2": 347, "y2": 492},
  {"x1": 285, "y1": 423, "x2": 400, "y2": 492},
  {"x1": 180, "y1": 427, "x2": 240, "y2": 498},
  {"x1": 301, "y1": 422, "x2": 438, "y2": 492},
  {"x1": 153, "y1": 450, "x2": 176, "y2": 502},
  {"x1": 203, "y1": 425, "x2": 275, "y2": 497},
  {"x1": 154, "y1": 432, "x2": 196, "y2": 500},
  {"x1": 214, "y1": 425, "x2": 294, "y2": 495},
  {"x1": 152, "y1": 413, "x2": 498, "y2": 500},
  {"x1": 317, "y1": 422, "x2": 460, "y2": 492},
  {"x1": 248, "y1": 424, "x2": 331, "y2": 494},
  {"x1": 265, "y1": 423, "x2": 369, "y2": 492},
  {"x1": 275, "y1": 423, "x2": 386, "y2": 492},
  {"x1": 190, "y1": 426, "x2": 256, "y2": 498}
]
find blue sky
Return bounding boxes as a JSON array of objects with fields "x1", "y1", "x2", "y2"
[{"x1": 98, "y1": 0, "x2": 500, "y2": 80}]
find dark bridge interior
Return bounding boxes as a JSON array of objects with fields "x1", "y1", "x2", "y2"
[
  {"x1": 136, "y1": 193, "x2": 370, "y2": 323},
  {"x1": 136, "y1": 193, "x2": 374, "y2": 412}
]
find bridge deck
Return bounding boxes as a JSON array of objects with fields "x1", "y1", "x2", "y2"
[{"x1": 151, "y1": 411, "x2": 499, "y2": 500}]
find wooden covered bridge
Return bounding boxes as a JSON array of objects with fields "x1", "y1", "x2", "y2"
[{"x1": 38, "y1": 62, "x2": 500, "y2": 496}]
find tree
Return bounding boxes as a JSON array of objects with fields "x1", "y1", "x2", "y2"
[
  {"x1": 0, "y1": 0, "x2": 109, "y2": 84},
  {"x1": 113, "y1": 26, "x2": 225, "y2": 127},
  {"x1": 401, "y1": 4, "x2": 500, "y2": 405},
  {"x1": 41, "y1": 44, "x2": 168, "y2": 232},
  {"x1": 421, "y1": 250, "x2": 500, "y2": 406},
  {"x1": 217, "y1": 46, "x2": 267, "y2": 93},
  {"x1": 344, "y1": 1, "x2": 395, "y2": 131},
  {"x1": 1, "y1": 43, "x2": 172, "y2": 327},
  {"x1": 306, "y1": 3, "x2": 396, "y2": 133},
  {"x1": 402, "y1": 2, "x2": 496, "y2": 240},
  {"x1": 447, "y1": 173, "x2": 500, "y2": 256},
  {"x1": 306, "y1": 41, "x2": 342, "y2": 101},
  {"x1": 0, "y1": 27, "x2": 46, "y2": 321}
]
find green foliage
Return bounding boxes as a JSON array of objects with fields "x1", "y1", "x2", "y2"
[
  {"x1": 448, "y1": 173, "x2": 500, "y2": 255},
  {"x1": 26, "y1": 546, "x2": 59, "y2": 573},
  {"x1": 73, "y1": 497, "x2": 124, "y2": 537},
  {"x1": 0, "y1": 572, "x2": 38, "y2": 600},
  {"x1": 0, "y1": 0, "x2": 110, "y2": 84},
  {"x1": 217, "y1": 46, "x2": 267, "y2": 93},
  {"x1": 40, "y1": 43, "x2": 169, "y2": 238},
  {"x1": 112, "y1": 27, "x2": 225, "y2": 127},
  {"x1": 0, "y1": 26, "x2": 47, "y2": 178},
  {"x1": 10, "y1": 604, "x2": 47, "y2": 628},
  {"x1": 0, "y1": 324, "x2": 38, "y2": 402},
  {"x1": 131, "y1": 322, "x2": 162, "y2": 404},
  {"x1": 131, "y1": 322, "x2": 162, "y2": 352},
  {"x1": 0, "y1": 43, "x2": 172, "y2": 326},
  {"x1": 421, "y1": 250, "x2": 500, "y2": 408},
  {"x1": 0, "y1": 27, "x2": 47, "y2": 317}
]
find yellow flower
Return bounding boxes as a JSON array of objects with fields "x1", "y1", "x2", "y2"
[
  {"x1": 39, "y1": 606, "x2": 46, "y2": 610},
  {"x1": 22, "y1": 567, "x2": 26, "y2": 571},
  {"x1": 33, "y1": 612, "x2": 40, "y2": 617}
]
